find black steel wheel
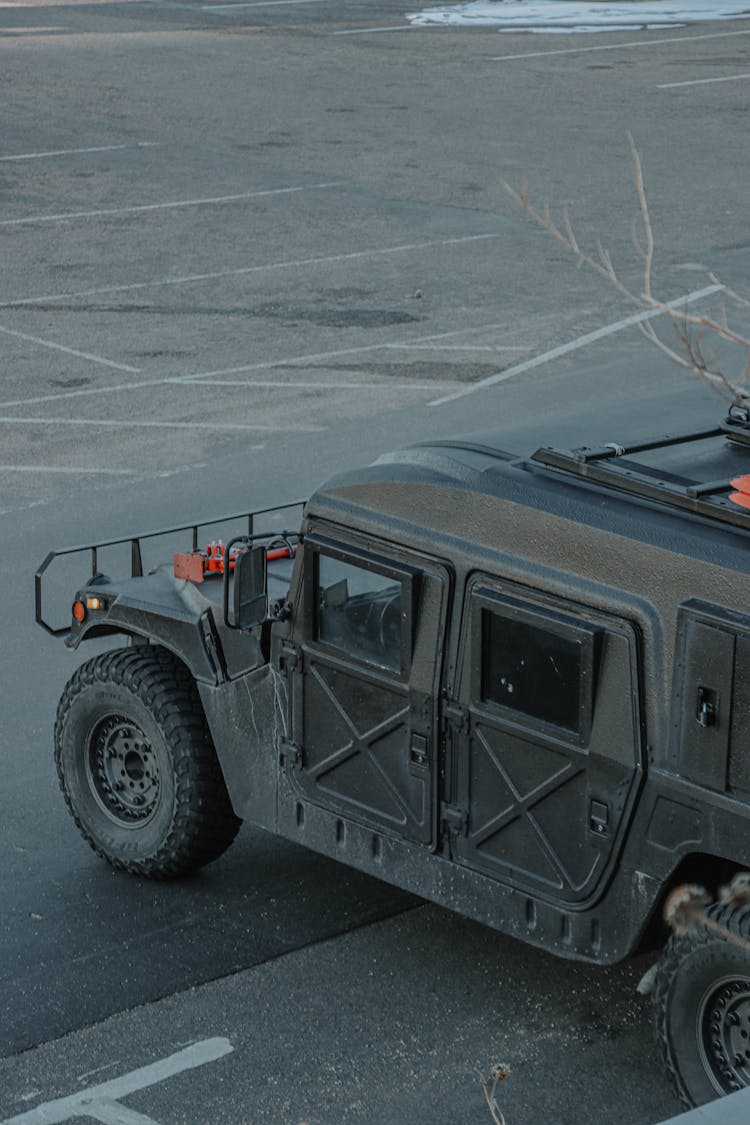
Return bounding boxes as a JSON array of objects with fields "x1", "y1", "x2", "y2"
[
  {"x1": 653, "y1": 903, "x2": 750, "y2": 1108},
  {"x1": 86, "y1": 714, "x2": 162, "y2": 825},
  {"x1": 55, "y1": 646, "x2": 241, "y2": 878}
]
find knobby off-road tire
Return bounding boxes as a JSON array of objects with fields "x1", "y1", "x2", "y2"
[
  {"x1": 55, "y1": 645, "x2": 241, "y2": 878},
  {"x1": 652, "y1": 903, "x2": 750, "y2": 1109}
]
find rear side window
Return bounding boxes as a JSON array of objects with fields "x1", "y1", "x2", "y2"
[
  {"x1": 476, "y1": 593, "x2": 598, "y2": 738},
  {"x1": 316, "y1": 554, "x2": 404, "y2": 674}
]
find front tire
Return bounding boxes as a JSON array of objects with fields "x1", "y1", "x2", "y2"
[
  {"x1": 55, "y1": 646, "x2": 241, "y2": 878},
  {"x1": 653, "y1": 904, "x2": 750, "y2": 1108}
]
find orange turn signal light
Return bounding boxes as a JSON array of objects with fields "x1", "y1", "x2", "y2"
[{"x1": 72, "y1": 600, "x2": 86, "y2": 623}]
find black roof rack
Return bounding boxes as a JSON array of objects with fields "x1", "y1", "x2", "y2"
[{"x1": 531, "y1": 411, "x2": 750, "y2": 535}]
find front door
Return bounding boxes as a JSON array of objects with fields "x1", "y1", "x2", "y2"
[
  {"x1": 292, "y1": 532, "x2": 449, "y2": 846},
  {"x1": 450, "y1": 579, "x2": 642, "y2": 904}
]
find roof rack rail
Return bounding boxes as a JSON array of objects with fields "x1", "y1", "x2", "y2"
[{"x1": 531, "y1": 416, "x2": 750, "y2": 534}]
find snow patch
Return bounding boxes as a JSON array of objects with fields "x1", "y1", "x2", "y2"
[{"x1": 406, "y1": 1, "x2": 750, "y2": 33}]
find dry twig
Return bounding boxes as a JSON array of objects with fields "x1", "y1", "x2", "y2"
[
  {"x1": 664, "y1": 875, "x2": 750, "y2": 955},
  {"x1": 503, "y1": 137, "x2": 750, "y2": 403},
  {"x1": 480, "y1": 1062, "x2": 512, "y2": 1125}
]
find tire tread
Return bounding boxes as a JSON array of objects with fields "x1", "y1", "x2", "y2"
[
  {"x1": 652, "y1": 902, "x2": 750, "y2": 1109},
  {"x1": 54, "y1": 645, "x2": 242, "y2": 879}
]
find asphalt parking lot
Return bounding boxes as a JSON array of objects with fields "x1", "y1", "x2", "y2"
[
  {"x1": 2, "y1": 1, "x2": 750, "y2": 1122},
  {"x1": 2, "y1": 0, "x2": 749, "y2": 511}
]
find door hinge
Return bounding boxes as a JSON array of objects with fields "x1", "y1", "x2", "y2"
[
  {"x1": 441, "y1": 801, "x2": 468, "y2": 836},
  {"x1": 280, "y1": 737, "x2": 303, "y2": 768},
  {"x1": 443, "y1": 699, "x2": 468, "y2": 733}
]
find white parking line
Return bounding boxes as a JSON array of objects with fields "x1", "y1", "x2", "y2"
[
  {"x1": 0, "y1": 325, "x2": 141, "y2": 373},
  {"x1": 0, "y1": 143, "x2": 159, "y2": 163},
  {"x1": 0, "y1": 464, "x2": 137, "y2": 474},
  {"x1": 0, "y1": 321, "x2": 522, "y2": 409},
  {"x1": 658, "y1": 72, "x2": 750, "y2": 89},
  {"x1": 329, "y1": 25, "x2": 411, "y2": 34},
  {"x1": 0, "y1": 182, "x2": 341, "y2": 228},
  {"x1": 184, "y1": 378, "x2": 458, "y2": 388},
  {"x1": 387, "y1": 343, "x2": 526, "y2": 351},
  {"x1": 175, "y1": 319, "x2": 517, "y2": 380},
  {"x1": 0, "y1": 416, "x2": 325, "y2": 432},
  {"x1": 82, "y1": 1098, "x2": 157, "y2": 1124},
  {"x1": 0, "y1": 233, "x2": 502, "y2": 309},
  {"x1": 1, "y1": 1038, "x2": 233, "y2": 1125},
  {"x1": 429, "y1": 283, "x2": 723, "y2": 406},
  {"x1": 206, "y1": 0, "x2": 334, "y2": 8},
  {"x1": 490, "y1": 27, "x2": 750, "y2": 60},
  {"x1": 177, "y1": 343, "x2": 420, "y2": 381}
]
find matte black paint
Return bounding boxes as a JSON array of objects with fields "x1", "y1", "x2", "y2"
[{"x1": 44, "y1": 429, "x2": 750, "y2": 966}]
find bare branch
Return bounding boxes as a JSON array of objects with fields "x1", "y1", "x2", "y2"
[
  {"x1": 738, "y1": 351, "x2": 750, "y2": 389},
  {"x1": 711, "y1": 272, "x2": 750, "y2": 309},
  {"x1": 628, "y1": 131, "x2": 654, "y2": 300},
  {"x1": 631, "y1": 214, "x2": 647, "y2": 262},
  {"x1": 562, "y1": 204, "x2": 583, "y2": 262},
  {"x1": 637, "y1": 319, "x2": 695, "y2": 372},
  {"x1": 480, "y1": 1064, "x2": 511, "y2": 1125},
  {"x1": 504, "y1": 143, "x2": 750, "y2": 403}
]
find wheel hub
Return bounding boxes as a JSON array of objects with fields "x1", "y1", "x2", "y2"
[
  {"x1": 87, "y1": 715, "x2": 160, "y2": 825},
  {"x1": 698, "y1": 975, "x2": 750, "y2": 1095}
]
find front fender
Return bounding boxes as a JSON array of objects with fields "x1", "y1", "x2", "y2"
[{"x1": 65, "y1": 567, "x2": 227, "y2": 684}]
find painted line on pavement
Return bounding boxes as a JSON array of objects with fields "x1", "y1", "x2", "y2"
[
  {"x1": 206, "y1": 0, "x2": 334, "y2": 8},
  {"x1": 0, "y1": 233, "x2": 502, "y2": 309},
  {"x1": 0, "y1": 325, "x2": 141, "y2": 373},
  {"x1": 429, "y1": 284, "x2": 723, "y2": 406},
  {"x1": 0, "y1": 320, "x2": 520, "y2": 409},
  {"x1": 387, "y1": 343, "x2": 525, "y2": 352},
  {"x1": 0, "y1": 464, "x2": 137, "y2": 475},
  {"x1": 329, "y1": 25, "x2": 411, "y2": 35},
  {"x1": 0, "y1": 182, "x2": 341, "y2": 228},
  {"x1": 491, "y1": 27, "x2": 750, "y2": 60},
  {"x1": 81, "y1": 1097, "x2": 157, "y2": 1124},
  {"x1": 1, "y1": 1038, "x2": 233, "y2": 1125},
  {"x1": 0, "y1": 143, "x2": 159, "y2": 163},
  {"x1": 183, "y1": 378, "x2": 459, "y2": 388},
  {"x1": 658, "y1": 72, "x2": 750, "y2": 89},
  {"x1": 0, "y1": 416, "x2": 325, "y2": 432},
  {"x1": 0, "y1": 457, "x2": 230, "y2": 515}
]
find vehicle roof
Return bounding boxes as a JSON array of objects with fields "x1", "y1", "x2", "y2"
[{"x1": 311, "y1": 418, "x2": 750, "y2": 579}]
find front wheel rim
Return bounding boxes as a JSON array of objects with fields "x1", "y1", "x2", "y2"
[
  {"x1": 86, "y1": 715, "x2": 161, "y2": 826},
  {"x1": 697, "y1": 974, "x2": 750, "y2": 1096}
]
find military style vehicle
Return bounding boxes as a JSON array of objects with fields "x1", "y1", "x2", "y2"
[{"x1": 37, "y1": 407, "x2": 750, "y2": 1110}]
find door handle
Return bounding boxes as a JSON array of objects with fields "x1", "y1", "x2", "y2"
[
  {"x1": 696, "y1": 686, "x2": 718, "y2": 728},
  {"x1": 410, "y1": 732, "x2": 429, "y2": 768}
]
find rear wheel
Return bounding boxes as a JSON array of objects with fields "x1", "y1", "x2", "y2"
[
  {"x1": 652, "y1": 904, "x2": 750, "y2": 1108},
  {"x1": 55, "y1": 646, "x2": 241, "y2": 878}
]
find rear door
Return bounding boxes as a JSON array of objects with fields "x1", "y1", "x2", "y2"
[
  {"x1": 448, "y1": 577, "x2": 643, "y2": 904},
  {"x1": 291, "y1": 531, "x2": 450, "y2": 846}
]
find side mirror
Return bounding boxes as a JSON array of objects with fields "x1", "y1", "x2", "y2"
[{"x1": 233, "y1": 545, "x2": 268, "y2": 630}]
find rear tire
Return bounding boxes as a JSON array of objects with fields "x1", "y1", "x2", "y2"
[
  {"x1": 652, "y1": 903, "x2": 750, "y2": 1108},
  {"x1": 54, "y1": 645, "x2": 241, "y2": 878}
]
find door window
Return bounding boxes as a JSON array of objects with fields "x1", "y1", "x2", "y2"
[
  {"x1": 477, "y1": 594, "x2": 597, "y2": 741},
  {"x1": 316, "y1": 553, "x2": 406, "y2": 674}
]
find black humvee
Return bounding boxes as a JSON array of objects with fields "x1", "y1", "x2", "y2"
[{"x1": 37, "y1": 408, "x2": 750, "y2": 1111}]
